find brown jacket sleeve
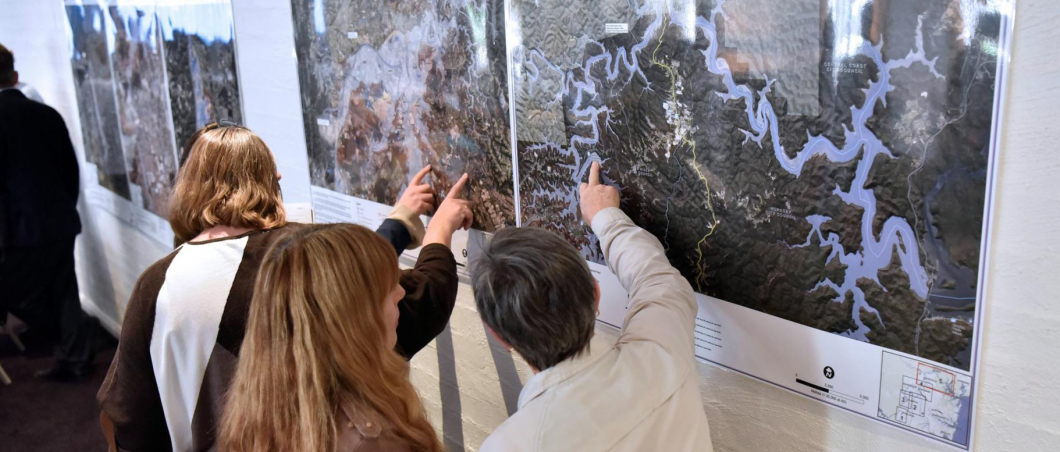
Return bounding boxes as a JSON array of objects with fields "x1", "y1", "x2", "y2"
[
  {"x1": 395, "y1": 243, "x2": 459, "y2": 359},
  {"x1": 97, "y1": 259, "x2": 174, "y2": 451}
]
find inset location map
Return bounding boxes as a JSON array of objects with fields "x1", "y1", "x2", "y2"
[
  {"x1": 511, "y1": 0, "x2": 1007, "y2": 373},
  {"x1": 879, "y1": 352, "x2": 972, "y2": 446}
]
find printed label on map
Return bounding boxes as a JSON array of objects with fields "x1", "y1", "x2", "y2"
[
  {"x1": 605, "y1": 23, "x2": 629, "y2": 34},
  {"x1": 823, "y1": 61, "x2": 869, "y2": 74}
]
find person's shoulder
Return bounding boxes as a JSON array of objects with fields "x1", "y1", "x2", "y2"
[
  {"x1": 136, "y1": 248, "x2": 183, "y2": 291},
  {"x1": 1, "y1": 91, "x2": 66, "y2": 127},
  {"x1": 122, "y1": 248, "x2": 184, "y2": 320},
  {"x1": 248, "y1": 223, "x2": 302, "y2": 248},
  {"x1": 15, "y1": 83, "x2": 44, "y2": 103},
  {"x1": 480, "y1": 431, "x2": 524, "y2": 452},
  {"x1": 480, "y1": 412, "x2": 537, "y2": 452},
  {"x1": 33, "y1": 99, "x2": 67, "y2": 127},
  {"x1": 0, "y1": 90, "x2": 28, "y2": 118}
]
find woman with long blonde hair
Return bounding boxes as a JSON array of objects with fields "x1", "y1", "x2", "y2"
[
  {"x1": 221, "y1": 224, "x2": 443, "y2": 451},
  {"x1": 98, "y1": 123, "x2": 470, "y2": 451}
]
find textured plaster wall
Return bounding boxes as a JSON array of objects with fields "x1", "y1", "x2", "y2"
[{"x1": 2, "y1": 0, "x2": 1058, "y2": 450}]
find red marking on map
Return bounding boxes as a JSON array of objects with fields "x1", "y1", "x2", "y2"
[{"x1": 916, "y1": 363, "x2": 956, "y2": 397}]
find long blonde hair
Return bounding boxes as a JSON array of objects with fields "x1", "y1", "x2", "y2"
[
  {"x1": 219, "y1": 224, "x2": 442, "y2": 452},
  {"x1": 169, "y1": 125, "x2": 286, "y2": 243}
]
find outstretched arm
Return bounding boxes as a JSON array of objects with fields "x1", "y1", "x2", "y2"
[
  {"x1": 581, "y1": 162, "x2": 697, "y2": 355},
  {"x1": 377, "y1": 166, "x2": 436, "y2": 254},
  {"x1": 376, "y1": 215, "x2": 418, "y2": 255},
  {"x1": 394, "y1": 173, "x2": 473, "y2": 359},
  {"x1": 395, "y1": 244, "x2": 458, "y2": 358}
]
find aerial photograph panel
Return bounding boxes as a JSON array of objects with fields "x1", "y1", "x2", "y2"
[
  {"x1": 291, "y1": 0, "x2": 515, "y2": 231},
  {"x1": 108, "y1": 3, "x2": 180, "y2": 217},
  {"x1": 158, "y1": 1, "x2": 243, "y2": 160},
  {"x1": 66, "y1": 4, "x2": 132, "y2": 200},
  {"x1": 512, "y1": 0, "x2": 1004, "y2": 370}
]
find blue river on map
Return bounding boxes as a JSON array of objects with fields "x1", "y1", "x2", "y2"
[{"x1": 519, "y1": 0, "x2": 942, "y2": 340}]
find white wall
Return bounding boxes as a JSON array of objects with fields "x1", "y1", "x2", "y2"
[{"x1": 2, "y1": 0, "x2": 1058, "y2": 450}]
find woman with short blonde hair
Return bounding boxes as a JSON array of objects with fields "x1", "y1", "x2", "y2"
[
  {"x1": 221, "y1": 224, "x2": 442, "y2": 451},
  {"x1": 99, "y1": 123, "x2": 470, "y2": 451}
]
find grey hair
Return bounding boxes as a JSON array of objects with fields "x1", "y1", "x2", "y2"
[{"x1": 471, "y1": 227, "x2": 596, "y2": 371}]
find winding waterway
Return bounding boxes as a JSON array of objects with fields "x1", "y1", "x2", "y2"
[{"x1": 517, "y1": 0, "x2": 943, "y2": 340}]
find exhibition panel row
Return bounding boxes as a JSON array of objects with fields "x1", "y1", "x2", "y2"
[{"x1": 63, "y1": 0, "x2": 1013, "y2": 448}]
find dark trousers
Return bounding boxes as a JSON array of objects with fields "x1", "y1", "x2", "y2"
[{"x1": 0, "y1": 239, "x2": 94, "y2": 368}]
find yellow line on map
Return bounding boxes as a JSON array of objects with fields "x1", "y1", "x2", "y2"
[{"x1": 650, "y1": 18, "x2": 718, "y2": 290}]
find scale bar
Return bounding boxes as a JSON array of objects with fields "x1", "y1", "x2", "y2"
[{"x1": 796, "y1": 378, "x2": 829, "y2": 393}]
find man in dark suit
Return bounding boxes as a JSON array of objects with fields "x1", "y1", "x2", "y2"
[{"x1": 0, "y1": 43, "x2": 95, "y2": 381}]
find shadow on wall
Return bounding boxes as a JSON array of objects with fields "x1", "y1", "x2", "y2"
[
  {"x1": 435, "y1": 325, "x2": 465, "y2": 451},
  {"x1": 432, "y1": 319, "x2": 525, "y2": 451},
  {"x1": 484, "y1": 322, "x2": 522, "y2": 416}
]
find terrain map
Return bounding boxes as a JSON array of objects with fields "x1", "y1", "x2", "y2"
[
  {"x1": 292, "y1": 0, "x2": 515, "y2": 231},
  {"x1": 66, "y1": 1, "x2": 243, "y2": 219},
  {"x1": 512, "y1": 0, "x2": 1004, "y2": 370}
]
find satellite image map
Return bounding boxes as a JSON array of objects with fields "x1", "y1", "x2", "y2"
[
  {"x1": 159, "y1": 2, "x2": 244, "y2": 161},
  {"x1": 108, "y1": 3, "x2": 181, "y2": 217},
  {"x1": 291, "y1": 0, "x2": 515, "y2": 231},
  {"x1": 67, "y1": 4, "x2": 133, "y2": 200},
  {"x1": 512, "y1": 0, "x2": 1005, "y2": 371},
  {"x1": 65, "y1": 1, "x2": 242, "y2": 220}
]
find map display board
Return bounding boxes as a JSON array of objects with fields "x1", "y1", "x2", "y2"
[
  {"x1": 65, "y1": 0, "x2": 242, "y2": 245},
  {"x1": 287, "y1": 0, "x2": 1010, "y2": 447},
  {"x1": 290, "y1": 0, "x2": 515, "y2": 235},
  {"x1": 507, "y1": 0, "x2": 1010, "y2": 448}
]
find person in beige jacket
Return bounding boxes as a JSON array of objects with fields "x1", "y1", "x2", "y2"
[{"x1": 471, "y1": 161, "x2": 713, "y2": 451}]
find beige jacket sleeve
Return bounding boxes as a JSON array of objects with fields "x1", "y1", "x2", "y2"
[
  {"x1": 387, "y1": 204, "x2": 426, "y2": 249},
  {"x1": 591, "y1": 207, "x2": 698, "y2": 356}
]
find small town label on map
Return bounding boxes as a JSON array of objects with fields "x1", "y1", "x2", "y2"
[
  {"x1": 605, "y1": 23, "x2": 629, "y2": 34},
  {"x1": 766, "y1": 206, "x2": 797, "y2": 221},
  {"x1": 823, "y1": 61, "x2": 869, "y2": 74}
]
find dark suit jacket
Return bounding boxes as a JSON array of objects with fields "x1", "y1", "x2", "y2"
[{"x1": 0, "y1": 89, "x2": 82, "y2": 248}]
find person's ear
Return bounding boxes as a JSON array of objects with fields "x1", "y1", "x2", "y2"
[{"x1": 12, "y1": 71, "x2": 18, "y2": 86}]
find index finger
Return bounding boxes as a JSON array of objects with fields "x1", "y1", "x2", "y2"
[
  {"x1": 448, "y1": 173, "x2": 470, "y2": 199},
  {"x1": 588, "y1": 161, "x2": 601, "y2": 186},
  {"x1": 410, "y1": 165, "x2": 432, "y2": 185}
]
